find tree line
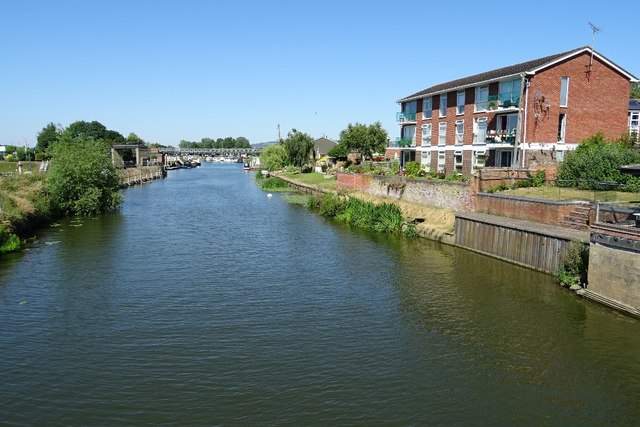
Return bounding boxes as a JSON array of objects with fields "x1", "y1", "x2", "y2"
[{"x1": 179, "y1": 137, "x2": 251, "y2": 149}]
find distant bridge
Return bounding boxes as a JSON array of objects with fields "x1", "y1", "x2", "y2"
[{"x1": 158, "y1": 147, "x2": 262, "y2": 156}]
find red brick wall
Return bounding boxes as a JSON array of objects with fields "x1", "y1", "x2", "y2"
[
  {"x1": 526, "y1": 52, "x2": 630, "y2": 144},
  {"x1": 476, "y1": 193, "x2": 582, "y2": 224},
  {"x1": 336, "y1": 173, "x2": 372, "y2": 191}
]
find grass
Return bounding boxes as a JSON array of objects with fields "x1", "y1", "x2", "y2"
[
  {"x1": 0, "y1": 161, "x2": 41, "y2": 174},
  {"x1": 502, "y1": 185, "x2": 640, "y2": 203},
  {"x1": 282, "y1": 172, "x2": 337, "y2": 191}
]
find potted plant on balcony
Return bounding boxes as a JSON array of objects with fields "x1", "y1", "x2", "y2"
[{"x1": 488, "y1": 100, "x2": 497, "y2": 110}]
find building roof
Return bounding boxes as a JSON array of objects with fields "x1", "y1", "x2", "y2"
[
  {"x1": 314, "y1": 137, "x2": 337, "y2": 155},
  {"x1": 398, "y1": 46, "x2": 639, "y2": 103},
  {"x1": 630, "y1": 99, "x2": 640, "y2": 111}
]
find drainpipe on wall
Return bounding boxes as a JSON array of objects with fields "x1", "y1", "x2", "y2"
[{"x1": 521, "y1": 75, "x2": 530, "y2": 168}]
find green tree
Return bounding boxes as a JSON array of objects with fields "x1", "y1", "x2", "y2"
[
  {"x1": 46, "y1": 134, "x2": 123, "y2": 215},
  {"x1": 282, "y1": 129, "x2": 314, "y2": 168},
  {"x1": 63, "y1": 120, "x2": 125, "y2": 145},
  {"x1": 327, "y1": 143, "x2": 348, "y2": 160},
  {"x1": 631, "y1": 82, "x2": 640, "y2": 99},
  {"x1": 259, "y1": 144, "x2": 287, "y2": 171},
  {"x1": 236, "y1": 137, "x2": 251, "y2": 148},
  {"x1": 339, "y1": 122, "x2": 388, "y2": 160},
  {"x1": 126, "y1": 132, "x2": 146, "y2": 145},
  {"x1": 36, "y1": 122, "x2": 61, "y2": 154}
]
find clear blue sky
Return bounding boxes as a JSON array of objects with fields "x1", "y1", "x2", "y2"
[{"x1": 1, "y1": 0, "x2": 637, "y2": 147}]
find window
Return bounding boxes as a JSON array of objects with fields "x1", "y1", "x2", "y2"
[
  {"x1": 557, "y1": 113, "x2": 566, "y2": 142},
  {"x1": 402, "y1": 125, "x2": 416, "y2": 146},
  {"x1": 475, "y1": 86, "x2": 489, "y2": 111},
  {"x1": 473, "y1": 151, "x2": 486, "y2": 170},
  {"x1": 456, "y1": 91, "x2": 465, "y2": 115},
  {"x1": 455, "y1": 120, "x2": 464, "y2": 145},
  {"x1": 497, "y1": 150, "x2": 513, "y2": 167},
  {"x1": 439, "y1": 94, "x2": 447, "y2": 117},
  {"x1": 437, "y1": 151, "x2": 446, "y2": 173},
  {"x1": 423, "y1": 97, "x2": 432, "y2": 119},
  {"x1": 421, "y1": 124, "x2": 432, "y2": 146},
  {"x1": 454, "y1": 151, "x2": 463, "y2": 173},
  {"x1": 421, "y1": 150, "x2": 431, "y2": 172},
  {"x1": 438, "y1": 122, "x2": 447, "y2": 146},
  {"x1": 473, "y1": 117, "x2": 487, "y2": 144},
  {"x1": 403, "y1": 101, "x2": 417, "y2": 121},
  {"x1": 560, "y1": 77, "x2": 569, "y2": 107},
  {"x1": 498, "y1": 79, "x2": 522, "y2": 107}
]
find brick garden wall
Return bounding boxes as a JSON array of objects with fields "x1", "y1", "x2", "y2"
[{"x1": 475, "y1": 192, "x2": 587, "y2": 224}]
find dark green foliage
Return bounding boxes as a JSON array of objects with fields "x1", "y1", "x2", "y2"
[
  {"x1": 308, "y1": 194, "x2": 408, "y2": 234},
  {"x1": 556, "y1": 133, "x2": 640, "y2": 190},
  {"x1": 327, "y1": 143, "x2": 348, "y2": 160},
  {"x1": 47, "y1": 135, "x2": 123, "y2": 215},
  {"x1": 556, "y1": 241, "x2": 589, "y2": 287},
  {"x1": 259, "y1": 177, "x2": 289, "y2": 190},
  {"x1": 0, "y1": 227, "x2": 21, "y2": 253},
  {"x1": 36, "y1": 122, "x2": 61, "y2": 154},
  {"x1": 339, "y1": 122, "x2": 388, "y2": 159},
  {"x1": 631, "y1": 82, "x2": 640, "y2": 99}
]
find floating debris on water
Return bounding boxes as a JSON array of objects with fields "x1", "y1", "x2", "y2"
[
  {"x1": 45, "y1": 241, "x2": 61, "y2": 245},
  {"x1": 19, "y1": 300, "x2": 28, "y2": 305},
  {"x1": 70, "y1": 224, "x2": 83, "y2": 227}
]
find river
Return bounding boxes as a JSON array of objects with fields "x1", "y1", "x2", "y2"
[{"x1": 1, "y1": 163, "x2": 639, "y2": 426}]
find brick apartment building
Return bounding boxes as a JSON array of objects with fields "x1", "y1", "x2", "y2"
[{"x1": 388, "y1": 46, "x2": 638, "y2": 176}]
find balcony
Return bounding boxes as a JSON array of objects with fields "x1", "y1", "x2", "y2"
[
  {"x1": 488, "y1": 93, "x2": 521, "y2": 110},
  {"x1": 390, "y1": 137, "x2": 416, "y2": 148},
  {"x1": 486, "y1": 130, "x2": 516, "y2": 144},
  {"x1": 396, "y1": 111, "x2": 417, "y2": 124}
]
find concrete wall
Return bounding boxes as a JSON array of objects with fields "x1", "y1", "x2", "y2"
[{"x1": 584, "y1": 224, "x2": 640, "y2": 317}]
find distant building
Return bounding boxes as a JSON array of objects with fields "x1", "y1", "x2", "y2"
[
  {"x1": 313, "y1": 137, "x2": 337, "y2": 158},
  {"x1": 389, "y1": 46, "x2": 638, "y2": 175}
]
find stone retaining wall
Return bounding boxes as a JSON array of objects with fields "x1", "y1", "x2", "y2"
[{"x1": 475, "y1": 193, "x2": 589, "y2": 225}]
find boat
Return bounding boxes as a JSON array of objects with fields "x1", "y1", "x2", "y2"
[{"x1": 243, "y1": 162, "x2": 251, "y2": 170}]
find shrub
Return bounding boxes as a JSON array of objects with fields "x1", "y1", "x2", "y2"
[
  {"x1": 404, "y1": 161, "x2": 423, "y2": 178},
  {"x1": 556, "y1": 133, "x2": 640, "y2": 190},
  {"x1": 556, "y1": 241, "x2": 589, "y2": 287},
  {"x1": 259, "y1": 144, "x2": 287, "y2": 171},
  {"x1": 259, "y1": 177, "x2": 289, "y2": 190},
  {"x1": 0, "y1": 226, "x2": 21, "y2": 253}
]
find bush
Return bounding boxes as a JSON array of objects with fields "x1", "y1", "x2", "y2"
[
  {"x1": 556, "y1": 241, "x2": 589, "y2": 287},
  {"x1": 0, "y1": 226, "x2": 21, "y2": 253},
  {"x1": 556, "y1": 133, "x2": 640, "y2": 190},
  {"x1": 259, "y1": 177, "x2": 289, "y2": 190},
  {"x1": 404, "y1": 161, "x2": 424, "y2": 178},
  {"x1": 47, "y1": 135, "x2": 123, "y2": 215}
]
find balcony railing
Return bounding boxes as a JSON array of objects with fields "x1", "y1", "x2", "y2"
[
  {"x1": 486, "y1": 130, "x2": 516, "y2": 144},
  {"x1": 390, "y1": 137, "x2": 416, "y2": 148},
  {"x1": 396, "y1": 111, "x2": 417, "y2": 123},
  {"x1": 488, "y1": 93, "x2": 521, "y2": 109}
]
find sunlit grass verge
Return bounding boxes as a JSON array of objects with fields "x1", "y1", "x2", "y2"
[{"x1": 307, "y1": 193, "x2": 416, "y2": 236}]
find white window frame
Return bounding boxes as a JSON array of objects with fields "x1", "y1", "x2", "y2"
[
  {"x1": 473, "y1": 117, "x2": 487, "y2": 144},
  {"x1": 421, "y1": 150, "x2": 431, "y2": 172},
  {"x1": 473, "y1": 151, "x2": 486, "y2": 170},
  {"x1": 454, "y1": 151, "x2": 463, "y2": 173},
  {"x1": 560, "y1": 77, "x2": 569, "y2": 107},
  {"x1": 438, "y1": 122, "x2": 447, "y2": 146},
  {"x1": 439, "y1": 94, "x2": 447, "y2": 117},
  {"x1": 423, "y1": 97, "x2": 432, "y2": 120},
  {"x1": 475, "y1": 86, "x2": 489, "y2": 112},
  {"x1": 455, "y1": 120, "x2": 464, "y2": 145},
  {"x1": 421, "y1": 123, "x2": 432, "y2": 147},
  {"x1": 437, "y1": 150, "x2": 446, "y2": 173},
  {"x1": 456, "y1": 91, "x2": 465, "y2": 115}
]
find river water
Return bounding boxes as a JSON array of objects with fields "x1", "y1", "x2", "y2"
[{"x1": 1, "y1": 163, "x2": 639, "y2": 426}]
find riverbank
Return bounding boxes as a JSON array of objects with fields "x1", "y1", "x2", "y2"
[
  {"x1": 0, "y1": 166, "x2": 163, "y2": 254},
  {"x1": 276, "y1": 173, "x2": 456, "y2": 242}
]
